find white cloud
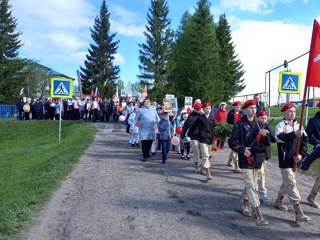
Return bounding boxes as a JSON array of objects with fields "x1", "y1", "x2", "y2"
[
  {"x1": 109, "y1": 4, "x2": 145, "y2": 38},
  {"x1": 114, "y1": 53, "x2": 126, "y2": 65},
  {"x1": 110, "y1": 19, "x2": 145, "y2": 38},
  {"x1": 232, "y1": 20, "x2": 312, "y2": 104}
]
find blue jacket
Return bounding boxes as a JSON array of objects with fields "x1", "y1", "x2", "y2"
[
  {"x1": 158, "y1": 119, "x2": 172, "y2": 140},
  {"x1": 306, "y1": 111, "x2": 320, "y2": 146}
]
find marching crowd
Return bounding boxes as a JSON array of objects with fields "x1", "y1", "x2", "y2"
[
  {"x1": 123, "y1": 95, "x2": 320, "y2": 227},
  {"x1": 15, "y1": 94, "x2": 320, "y2": 227}
]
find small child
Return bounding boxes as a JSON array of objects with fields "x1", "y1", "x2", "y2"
[
  {"x1": 128, "y1": 107, "x2": 139, "y2": 147},
  {"x1": 158, "y1": 111, "x2": 172, "y2": 164},
  {"x1": 249, "y1": 111, "x2": 276, "y2": 201},
  {"x1": 178, "y1": 111, "x2": 191, "y2": 159}
]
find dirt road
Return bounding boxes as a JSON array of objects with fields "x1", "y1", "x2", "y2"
[{"x1": 19, "y1": 122, "x2": 320, "y2": 240}]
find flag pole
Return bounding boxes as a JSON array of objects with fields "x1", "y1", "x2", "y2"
[
  {"x1": 294, "y1": 19, "x2": 320, "y2": 172},
  {"x1": 293, "y1": 85, "x2": 308, "y2": 172}
]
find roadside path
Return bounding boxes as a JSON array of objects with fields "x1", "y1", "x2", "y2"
[{"x1": 19, "y1": 122, "x2": 320, "y2": 240}]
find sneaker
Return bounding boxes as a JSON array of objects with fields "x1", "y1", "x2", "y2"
[
  {"x1": 162, "y1": 160, "x2": 167, "y2": 164},
  {"x1": 274, "y1": 197, "x2": 288, "y2": 212},
  {"x1": 259, "y1": 194, "x2": 269, "y2": 201},
  {"x1": 141, "y1": 157, "x2": 147, "y2": 162},
  {"x1": 186, "y1": 155, "x2": 190, "y2": 160},
  {"x1": 207, "y1": 175, "x2": 213, "y2": 180},
  {"x1": 234, "y1": 168, "x2": 241, "y2": 173},
  {"x1": 181, "y1": 155, "x2": 185, "y2": 159},
  {"x1": 131, "y1": 144, "x2": 135, "y2": 147},
  {"x1": 151, "y1": 152, "x2": 156, "y2": 156},
  {"x1": 135, "y1": 143, "x2": 140, "y2": 147},
  {"x1": 177, "y1": 151, "x2": 181, "y2": 154},
  {"x1": 240, "y1": 199, "x2": 252, "y2": 217}
]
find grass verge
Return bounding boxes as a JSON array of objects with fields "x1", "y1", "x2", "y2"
[{"x1": 0, "y1": 120, "x2": 96, "y2": 240}]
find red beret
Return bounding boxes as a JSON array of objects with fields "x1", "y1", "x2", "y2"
[
  {"x1": 242, "y1": 99, "x2": 256, "y2": 109},
  {"x1": 257, "y1": 111, "x2": 268, "y2": 117},
  {"x1": 317, "y1": 101, "x2": 320, "y2": 108},
  {"x1": 193, "y1": 103, "x2": 202, "y2": 109},
  {"x1": 281, "y1": 103, "x2": 295, "y2": 112},
  {"x1": 232, "y1": 101, "x2": 241, "y2": 106},
  {"x1": 202, "y1": 102, "x2": 212, "y2": 108}
]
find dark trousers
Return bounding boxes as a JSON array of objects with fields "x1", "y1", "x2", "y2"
[
  {"x1": 141, "y1": 140, "x2": 153, "y2": 158},
  {"x1": 161, "y1": 140, "x2": 170, "y2": 162},
  {"x1": 181, "y1": 141, "x2": 191, "y2": 156},
  {"x1": 217, "y1": 140, "x2": 225, "y2": 148},
  {"x1": 92, "y1": 109, "x2": 98, "y2": 122}
]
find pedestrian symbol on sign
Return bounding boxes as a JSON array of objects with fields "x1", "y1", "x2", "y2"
[
  {"x1": 51, "y1": 78, "x2": 73, "y2": 99},
  {"x1": 278, "y1": 71, "x2": 301, "y2": 94},
  {"x1": 282, "y1": 77, "x2": 297, "y2": 90},
  {"x1": 54, "y1": 82, "x2": 69, "y2": 95}
]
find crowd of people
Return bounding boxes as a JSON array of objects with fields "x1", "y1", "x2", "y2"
[
  {"x1": 122, "y1": 94, "x2": 320, "y2": 227},
  {"x1": 15, "y1": 97, "x2": 141, "y2": 122},
  {"x1": 15, "y1": 93, "x2": 320, "y2": 227}
]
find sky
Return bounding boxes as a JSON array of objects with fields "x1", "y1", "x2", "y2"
[{"x1": 9, "y1": 0, "x2": 320, "y2": 105}]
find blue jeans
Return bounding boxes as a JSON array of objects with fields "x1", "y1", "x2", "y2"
[{"x1": 161, "y1": 140, "x2": 170, "y2": 161}]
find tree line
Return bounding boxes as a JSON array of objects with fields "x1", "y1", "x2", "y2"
[{"x1": 0, "y1": 0, "x2": 245, "y2": 105}]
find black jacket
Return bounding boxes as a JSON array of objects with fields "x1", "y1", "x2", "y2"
[
  {"x1": 188, "y1": 115, "x2": 215, "y2": 145},
  {"x1": 228, "y1": 115, "x2": 260, "y2": 169},
  {"x1": 227, "y1": 109, "x2": 243, "y2": 124},
  {"x1": 275, "y1": 118, "x2": 308, "y2": 168},
  {"x1": 181, "y1": 111, "x2": 202, "y2": 140},
  {"x1": 306, "y1": 111, "x2": 320, "y2": 146},
  {"x1": 249, "y1": 121, "x2": 276, "y2": 160}
]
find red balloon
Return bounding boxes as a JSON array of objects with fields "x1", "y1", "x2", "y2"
[{"x1": 176, "y1": 126, "x2": 183, "y2": 134}]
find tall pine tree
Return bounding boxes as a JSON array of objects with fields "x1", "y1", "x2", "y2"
[
  {"x1": 216, "y1": 14, "x2": 245, "y2": 100},
  {"x1": 171, "y1": 0, "x2": 221, "y2": 103},
  {"x1": 168, "y1": 11, "x2": 192, "y2": 103},
  {"x1": 80, "y1": 0, "x2": 119, "y2": 97},
  {"x1": 138, "y1": 0, "x2": 173, "y2": 102},
  {"x1": 0, "y1": 0, "x2": 26, "y2": 103}
]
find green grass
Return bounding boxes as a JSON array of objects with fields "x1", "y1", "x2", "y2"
[{"x1": 0, "y1": 120, "x2": 96, "y2": 240}]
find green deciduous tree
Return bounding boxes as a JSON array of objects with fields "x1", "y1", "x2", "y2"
[
  {"x1": 80, "y1": 0, "x2": 120, "y2": 98},
  {"x1": 216, "y1": 14, "x2": 245, "y2": 100},
  {"x1": 138, "y1": 0, "x2": 174, "y2": 102},
  {"x1": 0, "y1": 0, "x2": 26, "y2": 103}
]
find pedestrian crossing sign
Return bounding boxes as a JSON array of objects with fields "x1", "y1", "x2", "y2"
[
  {"x1": 278, "y1": 71, "x2": 301, "y2": 94},
  {"x1": 50, "y1": 78, "x2": 73, "y2": 98}
]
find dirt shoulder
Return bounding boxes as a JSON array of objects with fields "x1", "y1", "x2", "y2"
[{"x1": 19, "y1": 122, "x2": 320, "y2": 240}]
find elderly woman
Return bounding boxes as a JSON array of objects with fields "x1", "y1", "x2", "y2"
[{"x1": 132, "y1": 98, "x2": 160, "y2": 162}]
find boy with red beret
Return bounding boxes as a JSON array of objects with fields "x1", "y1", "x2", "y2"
[
  {"x1": 228, "y1": 99, "x2": 269, "y2": 226},
  {"x1": 189, "y1": 102, "x2": 215, "y2": 180},
  {"x1": 181, "y1": 102, "x2": 203, "y2": 172},
  {"x1": 226, "y1": 101, "x2": 243, "y2": 172},
  {"x1": 274, "y1": 103, "x2": 310, "y2": 222},
  {"x1": 249, "y1": 111, "x2": 276, "y2": 201}
]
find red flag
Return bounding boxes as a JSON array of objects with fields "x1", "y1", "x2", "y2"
[
  {"x1": 306, "y1": 19, "x2": 320, "y2": 87},
  {"x1": 90, "y1": 89, "x2": 94, "y2": 98}
]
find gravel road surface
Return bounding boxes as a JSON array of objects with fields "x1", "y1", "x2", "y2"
[{"x1": 19, "y1": 122, "x2": 320, "y2": 240}]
